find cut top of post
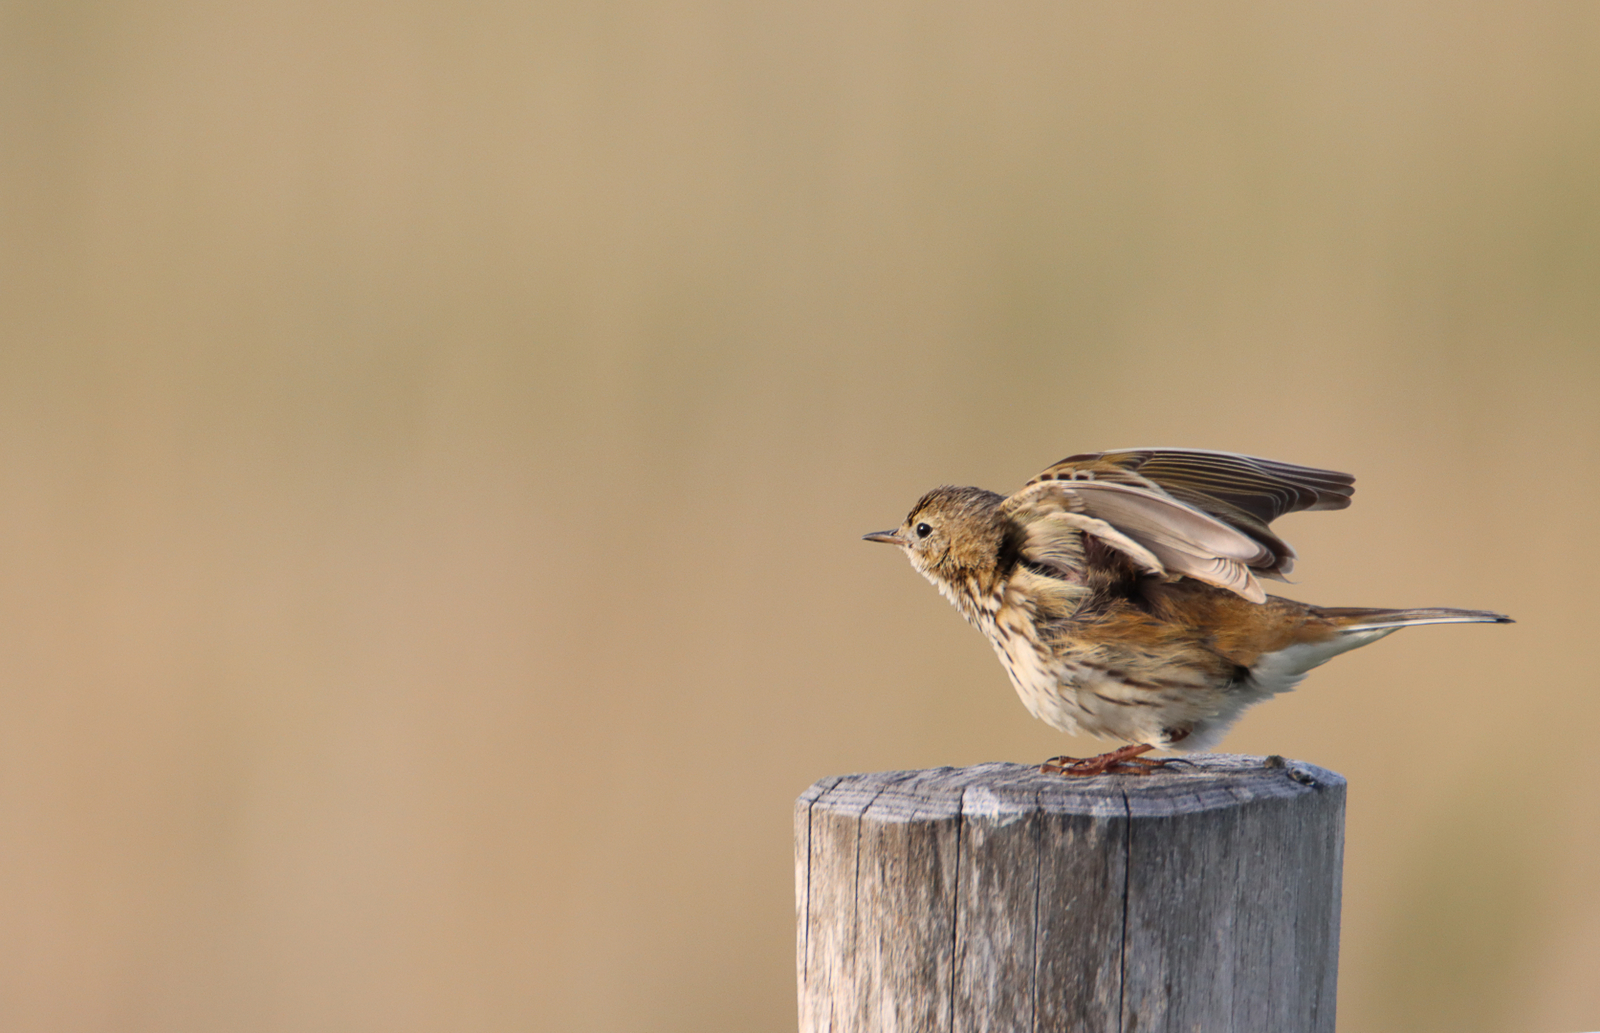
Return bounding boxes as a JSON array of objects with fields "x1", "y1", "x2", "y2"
[{"x1": 797, "y1": 753, "x2": 1343, "y2": 823}]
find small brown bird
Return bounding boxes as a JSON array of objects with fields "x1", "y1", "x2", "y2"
[{"x1": 864, "y1": 448, "x2": 1512, "y2": 775}]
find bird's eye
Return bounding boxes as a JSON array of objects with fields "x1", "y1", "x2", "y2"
[{"x1": 915, "y1": 522, "x2": 933, "y2": 539}]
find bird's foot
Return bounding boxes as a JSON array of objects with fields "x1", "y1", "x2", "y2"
[{"x1": 1041, "y1": 743, "x2": 1172, "y2": 776}]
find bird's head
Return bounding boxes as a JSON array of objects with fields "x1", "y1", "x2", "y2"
[{"x1": 863, "y1": 485, "x2": 1006, "y2": 582}]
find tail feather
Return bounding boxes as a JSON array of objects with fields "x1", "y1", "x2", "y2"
[{"x1": 1317, "y1": 606, "x2": 1514, "y2": 633}]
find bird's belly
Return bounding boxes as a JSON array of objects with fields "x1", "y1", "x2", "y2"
[{"x1": 985, "y1": 630, "x2": 1219, "y2": 746}]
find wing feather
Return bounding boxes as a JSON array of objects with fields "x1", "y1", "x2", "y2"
[
  {"x1": 1025, "y1": 447, "x2": 1355, "y2": 577},
  {"x1": 1005, "y1": 480, "x2": 1272, "y2": 602}
]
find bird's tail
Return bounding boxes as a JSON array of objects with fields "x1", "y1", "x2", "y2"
[{"x1": 1316, "y1": 606, "x2": 1514, "y2": 633}]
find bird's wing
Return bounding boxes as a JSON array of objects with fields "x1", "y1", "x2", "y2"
[
  {"x1": 1023, "y1": 448, "x2": 1355, "y2": 577},
  {"x1": 1004, "y1": 480, "x2": 1278, "y2": 603}
]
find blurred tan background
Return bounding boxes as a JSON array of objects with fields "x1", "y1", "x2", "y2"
[{"x1": 2, "y1": 2, "x2": 1597, "y2": 1031}]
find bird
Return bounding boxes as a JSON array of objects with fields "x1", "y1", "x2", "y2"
[{"x1": 862, "y1": 448, "x2": 1512, "y2": 775}]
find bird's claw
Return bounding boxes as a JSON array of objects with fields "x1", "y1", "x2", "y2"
[{"x1": 1041, "y1": 743, "x2": 1175, "y2": 777}]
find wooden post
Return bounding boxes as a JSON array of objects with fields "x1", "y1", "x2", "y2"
[{"x1": 794, "y1": 754, "x2": 1344, "y2": 1033}]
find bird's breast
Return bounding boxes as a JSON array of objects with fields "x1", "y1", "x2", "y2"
[{"x1": 976, "y1": 609, "x2": 1089, "y2": 731}]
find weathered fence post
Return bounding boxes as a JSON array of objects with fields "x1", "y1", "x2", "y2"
[{"x1": 794, "y1": 754, "x2": 1344, "y2": 1033}]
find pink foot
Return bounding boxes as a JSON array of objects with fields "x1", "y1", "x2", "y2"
[{"x1": 1040, "y1": 743, "x2": 1171, "y2": 776}]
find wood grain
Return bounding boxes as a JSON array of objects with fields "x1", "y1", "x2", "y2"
[{"x1": 794, "y1": 754, "x2": 1344, "y2": 1033}]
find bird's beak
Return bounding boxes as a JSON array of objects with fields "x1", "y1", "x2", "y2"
[{"x1": 862, "y1": 530, "x2": 905, "y2": 545}]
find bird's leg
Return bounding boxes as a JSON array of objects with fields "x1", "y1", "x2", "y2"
[{"x1": 1041, "y1": 743, "x2": 1172, "y2": 776}]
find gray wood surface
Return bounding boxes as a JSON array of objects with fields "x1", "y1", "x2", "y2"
[{"x1": 794, "y1": 754, "x2": 1344, "y2": 1033}]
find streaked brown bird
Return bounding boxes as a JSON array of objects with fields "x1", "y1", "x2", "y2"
[{"x1": 864, "y1": 448, "x2": 1512, "y2": 775}]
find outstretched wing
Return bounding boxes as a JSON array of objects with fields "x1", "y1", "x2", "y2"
[
  {"x1": 1004, "y1": 479, "x2": 1280, "y2": 602},
  {"x1": 1024, "y1": 448, "x2": 1354, "y2": 578}
]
